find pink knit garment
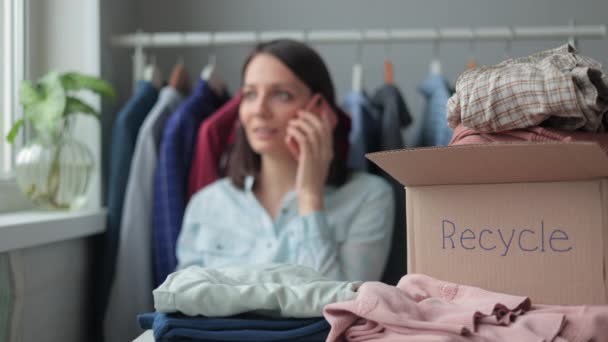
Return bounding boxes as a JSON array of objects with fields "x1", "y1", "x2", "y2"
[
  {"x1": 449, "y1": 124, "x2": 608, "y2": 156},
  {"x1": 323, "y1": 274, "x2": 608, "y2": 341}
]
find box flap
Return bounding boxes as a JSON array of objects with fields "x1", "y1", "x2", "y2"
[{"x1": 367, "y1": 142, "x2": 608, "y2": 186}]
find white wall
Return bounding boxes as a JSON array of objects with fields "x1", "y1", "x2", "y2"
[
  {"x1": 28, "y1": 0, "x2": 102, "y2": 209},
  {"x1": 101, "y1": 0, "x2": 608, "y2": 147}
]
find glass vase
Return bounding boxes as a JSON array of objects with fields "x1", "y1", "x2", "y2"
[{"x1": 14, "y1": 133, "x2": 94, "y2": 210}]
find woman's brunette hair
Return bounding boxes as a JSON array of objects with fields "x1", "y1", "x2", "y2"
[{"x1": 227, "y1": 39, "x2": 351, "y2": 189}]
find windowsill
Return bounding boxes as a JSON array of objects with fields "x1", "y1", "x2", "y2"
[
  {"x1": 0, "y1": 208, "x2": 106, "y2": 253},
  {"x1": 0, "y1": 179, "x2": 36, "y2": 213}
]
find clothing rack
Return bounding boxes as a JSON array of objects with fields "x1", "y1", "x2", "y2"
[{"x1": 111, "y1": 23, "x2": 606, "y2": 83}]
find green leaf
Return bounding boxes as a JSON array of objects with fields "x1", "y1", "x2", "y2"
[
  {"x1": 19, "y1": 80, "x2": 42, "y2": 107},
  {"x1": 60, "y1": 72, "x2": 116, "y2": 100},
  {"x1": 14, "y1": 71, "x2": 114, "y2": 140},
  {"x1": 64, "y1": 96, "x2": 100, "y2": 117},
  {"x1": 28, "y1": 72, "x2": 67, "y2": 137},
  {"x1": 6, "y1": 118, "x2": 25, "y2": 144}
]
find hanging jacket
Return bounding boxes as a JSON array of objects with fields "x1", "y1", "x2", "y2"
[
  {"x1": 152, "y1": 79, "x2": 228, "y2": 286},
  {"x1": 370, "y1": 84, "x2": 412, "y2": 285},
  {"x1": 92, "y1": 80, "x2": 158, "y2": 342},
  {"x1": 187, "y1": 95, "x2": 241, "y2": 199},
  {"x1": 104, "y1": 86, "x2": 184, "y2": 342},
  {"x1": 370, "y1": 84, "x2": 412, "y2": 151},
  {"x1": 341, "y1": 91, "x2": 381, "y2": 171}
]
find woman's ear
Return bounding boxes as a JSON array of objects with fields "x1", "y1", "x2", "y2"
[
  {"x1": 303, "y1": 93, "x2": 338, "y2": 129},
  {"x1": 317, "y1": 95, "x2": 338, "y2": 130},
  {"x1": 303, "y1": 93, "x2": 323, "y2": 112}
]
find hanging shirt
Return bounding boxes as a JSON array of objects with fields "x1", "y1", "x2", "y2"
[
  {"x1": 153, "y1": 79, "x2": 228, "y2": 286},
  {"x1": 418, "y1": 74, "x2": 453, "y2": 146},
  {"x1": 341, "y1": 92, "x2": 381, "y2": 171},
  {"x1": 369, "y1": 84, "x2": 412, "y2": 285},
  {"x1": 104, "y1": 86, "x2": 184, "y2": 342},
  {"x1": 177, "y1": 171, "x2": 394, "y2": 283},
  {"x1": 188, "y1": 95, "x2": 241, "y2": 199},
  {"x1": 93, "y1": 80, "x2": 158, "y2": 339}
]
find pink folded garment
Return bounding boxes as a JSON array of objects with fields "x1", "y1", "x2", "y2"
[
  {"x1": 323, "y1": 273, "x2": 608, "y2": 341},
  {"x1": 449, "y1": 123, "x2": 608, "y2": 155}
]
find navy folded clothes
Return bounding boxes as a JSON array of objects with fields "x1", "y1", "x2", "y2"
[{"x1": 137, "y1": 312, "x2": 330, "y2": 342}]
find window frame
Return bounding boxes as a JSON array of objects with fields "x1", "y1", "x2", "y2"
[
  {"x1": 1, "y1": 0, "x2": 102, "y2": 212},
  {"x1": 1, "y1": 0, "x2": 27, "y2": 180},
  {"x1": 0, "y1": 0, "x2": 31, "y2": 213}
]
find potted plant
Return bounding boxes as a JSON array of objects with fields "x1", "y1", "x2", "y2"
[{"x1": 5, "y1": 71, "x2": 115, "y2": 209}]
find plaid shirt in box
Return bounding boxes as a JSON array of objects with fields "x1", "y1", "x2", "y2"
[{"x1": 447, "y1": 44, "x2": 608, "y2": 133}]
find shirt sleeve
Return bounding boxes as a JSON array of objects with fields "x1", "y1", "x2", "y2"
[{"x1": 284, "y1": 181, "x2": 395, "y2": 282}]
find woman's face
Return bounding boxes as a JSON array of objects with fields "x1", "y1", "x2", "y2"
[{"x1": 239, "y1": 53, "x2": 312, "y2": 156}]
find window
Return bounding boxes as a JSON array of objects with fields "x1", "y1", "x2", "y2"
[
  {"x1": 1, "y1": 0, "x2": 26, "y2": 180},
  {"x1": 0, "y1": 0, "x2": 6, "y2": 178}
]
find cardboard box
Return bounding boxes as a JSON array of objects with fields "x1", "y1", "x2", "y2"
[{"x1": 367, "y1": 142, "x2": 608, "y2": 305}]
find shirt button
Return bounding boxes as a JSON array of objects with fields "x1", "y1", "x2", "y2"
[
  {"x1": 216, "y1": 244, "x2": 223, "y2": 250},
  {"x1": 266, "y1": 242, "x2": 272, "y2": 248}
]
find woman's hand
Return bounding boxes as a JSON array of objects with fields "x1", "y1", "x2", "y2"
[{"x1": 286, "y1": 107, "x2": 335, "y2": 215}]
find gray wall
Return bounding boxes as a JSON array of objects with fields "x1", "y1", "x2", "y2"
[
  {"x1": 100, "y1": 0, "x2": 138, "y2": 201},
  {"x1": 101, "y1": 0, "x2": 608, "y2": 153},
  {"x1": 6, "y1": 238, "x2": 94, "y2": 342}
]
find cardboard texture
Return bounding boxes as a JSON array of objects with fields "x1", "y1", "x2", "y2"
[{"x1": 368, "y1": 142, "x2": 608, "y2": 305}]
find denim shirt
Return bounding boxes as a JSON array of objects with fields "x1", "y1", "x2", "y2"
[
  {"x1": 418, "y1": 74, "x2": 453, "y2": 146},
  {"x1": 176, "y1": 172, "x2": 395, "y2": 282}
]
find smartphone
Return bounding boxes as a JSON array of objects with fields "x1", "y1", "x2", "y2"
[{"x1": 286, "y1": 93, "x2": 337, "y2": 160}]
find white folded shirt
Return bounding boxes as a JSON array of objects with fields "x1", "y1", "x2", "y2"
[{"x1": 153, "y1": 263, "x2": 361, "y2": 318}]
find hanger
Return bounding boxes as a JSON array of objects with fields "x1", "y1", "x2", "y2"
[
  {"x1": 429, "y1": 30, "x2": 442, "y2": 75},
  {"x1": 201, "y1": 33, "x2": 225, "y2": 96},
  {"x1": 169, "y1": 56, "x2": 191, "y2": 96},
  {"x1": 466, "y1": 28, "x2": 478, "y2": 70},
  {"x1": 568, "y1": 19, "x2": 578, "y2": 50},
  {"x1": 200, "y1": 54, "x2": 216, "y2": 81},
  {"x1": 503, "y1": 26, "x2": 514, "y2": 60},
  {"x1": 143, "y1": 55, "x2": 163, "y2": 89},
  {"x1": 384, "y1": 39, "x2": 394, "y2": 85},
  {"x1": 352, "y1": 36, "x2": 364, "y2": 93}
]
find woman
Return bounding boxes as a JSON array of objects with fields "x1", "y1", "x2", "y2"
[{"x1": 176, "y1": 39, "x2": 394, "y2": 281}]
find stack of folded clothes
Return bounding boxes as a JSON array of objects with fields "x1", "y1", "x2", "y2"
[
  {"x1": 447, "y1": 43, "x2": 608, "y2": 152},
  {"x1": 138, "y1": 263, "x2": 360, "y2": 341}
]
